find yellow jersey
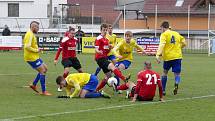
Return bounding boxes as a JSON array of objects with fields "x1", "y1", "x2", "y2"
[
  {"x1": 113, "y1": 38, "x2": 143, "y2": 62},
  {"x1": 106, "y1": 33, "x2": 117, "y2": 56},
  {"x1": 65, "y1": 73, "x2": 91, "y2": 98},
  {"x1": 23, "y1": 30, "x2": 39, "y2": 61},
  {"x1": 159, "y1": 30, "x2": 185, "y2": 61}
]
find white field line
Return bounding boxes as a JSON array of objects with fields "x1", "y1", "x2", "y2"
[{"x1": 1, "y1": 94, "x2": 215, "y2": 121}]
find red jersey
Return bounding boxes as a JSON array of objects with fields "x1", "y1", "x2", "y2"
[
  {"x1": 95, "y1": 35, "x2": 110, "y2": 60},
  {"x1": 135, "y1": 69, "x2": 163, "y2": 100},
  {"x1": 54, "y1": 37, "x2": 77, "y2": 60}
]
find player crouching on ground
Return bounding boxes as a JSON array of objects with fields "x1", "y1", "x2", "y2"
[
  {"x1": 113, "y1": 61, "x2": 164, "y2": 102},
  {"x1": 56, "y1": 73, "x2": 110, "y2": 99}
]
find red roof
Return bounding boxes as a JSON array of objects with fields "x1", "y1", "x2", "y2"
[
  {"x1": 143, "y1": 0, "x2": 215, "y2": 14},
  {"x1": 68, "y1": 0, "x2": 119, "y2": 23}
]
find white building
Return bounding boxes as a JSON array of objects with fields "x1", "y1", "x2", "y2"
[{"x1": 0, "y1": 0, "x2": 66, "y2": 30}]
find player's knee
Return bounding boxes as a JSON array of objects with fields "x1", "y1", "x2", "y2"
[
  {"x1": 80, "y1": 95, "x2": 85, "y2": 98},
  {"x1": 108, "y1": 63, "x2": 116, "y2": 70}
]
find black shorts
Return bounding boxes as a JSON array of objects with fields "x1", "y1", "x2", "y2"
[
  {"x1": 129, "y1": 86, "x2": 153, "y2": 101},
  {"x1": 61, "y1": 57, "x2": 82, "y2": 70},
  {"x1": 96, "y1": 57, "x2": 111, "y2": 73}
]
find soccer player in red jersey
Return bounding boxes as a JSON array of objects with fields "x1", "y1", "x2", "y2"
[
  {"x1": 54, "y1": 27, "x2": 83, "y2": 91},
  {"x1": 95, "y1": 23, "x2": 130, "y2": 92},
  {"x1": 113, "y1": 61, "x2": 164, "y2": 102}
]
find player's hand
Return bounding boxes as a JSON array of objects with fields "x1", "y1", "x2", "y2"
[
  {"x1": 38, "y1": 48, "x2": 43, "y2": 53},
  {"x1": 97, "y1": 50, "x2": 103, "y2": 54},
  {"x1": 57, "y1": 95, "x2": 70, "y2": 98},
  {"x1": 109, "y1": 44, "x2": 114, "y2": 49},
  {"x1": 156, "y1": 55, "x2": 161, "y2": 64},
  {"x1": 117, "y1": 55, "x2": 123, "y2": 59},
  {"x1": 141, "y1": 51, "x2": 147, "y2": 55},
  {"x1": 54, "y1": 60, "x2": 58, "y2": 66}
]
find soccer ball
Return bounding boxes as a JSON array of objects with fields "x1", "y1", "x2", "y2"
[{"x1": 107, "y1": 77, "x2": 118, "y2": 87}]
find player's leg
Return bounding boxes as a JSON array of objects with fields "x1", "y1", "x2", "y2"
[
  {"x1": 114, "y1": 60, "x2": 131, "y2": 85},
  {"x1": 30, "y1": 73, "x2": 40, "y2": 93},
  {"x1": 94, "y1": 67, "x2": 101, "y2": 76},
  {"x1": 36, "y1": 62, "x2": 51, "y2": 96},
  {"x1": 72, "y1": 57, "x2": 83, "y2": 73},
  {"x1": 172, "y1": 59, "x2": 182, "y2": 95},
  {"x1": 27, "y1": 59, "x2": 43, "y2": 93},
  {"x1": 95, "y1": 58, "x2": 110, "y2": 91},
  {"x1": 94, "y1": 55, "x2": 116, "y2": 76},
  {"x1": 162, "y1": 61, "x2": 171, "y2": 95},
  {"x1": 82, "y1": 75, "x2": 110, "y2": 98},
  {"x1": 108, "y1": 63, "x2": 130, "y2": 82},
  {"x1": 108, "y1": 55, "x2": 117, "y2": 65},
  {"x1": 96, "y1": 72, "x2": 112, "y2": 91},
  {"x1": 61, "y1": 58, "x2": 72, "y2": 78}
]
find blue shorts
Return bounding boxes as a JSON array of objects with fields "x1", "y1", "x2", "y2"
[
  {"x1": 27, "y1": 58, "x2": 43, "y2": 69},
  {"x1": 163, "y1": 59, "x2": 182, "y2": 73},
  {"x1": 115, "y1": 60, "x2": 131, "y2": 69},
  {"x1": 108, "y1": 55, "x2": 116, "y2": 61},
  {"x1": 83, "y1": 75, "x2": 98, "y2": 92}
]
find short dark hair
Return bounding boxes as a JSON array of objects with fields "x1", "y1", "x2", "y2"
[
  {"x1": 69, "y1": 27, "x2": 75, "y2": 32},
  {"x1": 144, "y1": 61, "x2": 152, "y2": 69},
  {"x1": 108, "y1": 24, "x2": 112, "y2": 28},
  {"x1": 160, "y1": 21, "x2": 169, "y2": 29},
  {"x1": 30, "y1": 21, "x2": 39, "y2": 27},
  {"x1": 100, "y1": 23, "x2": 108, "y2": 30},
  {"x1": 56, "y1": 76, "x2": 64, "y2": 85}
]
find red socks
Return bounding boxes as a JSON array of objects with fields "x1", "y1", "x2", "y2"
[
  {"x1": 96, "y1": 79, "x2": 107, "y2": 91},
  {"x1": 63, "y1": 72, "x2": 69, "y2": 78},
  {"x1": 113, "y1": 69, "x2": 125, "y2": 81},
  {"x1": 117, "y1": 84, "x2": 129, "y2": 90}
]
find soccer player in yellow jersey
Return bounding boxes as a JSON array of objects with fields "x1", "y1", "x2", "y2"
[
  {"x1": 56, "y1": 73, "x2": 110, "y2": 98},
  {"x1": 111, "y1": 31, "x2": 145, "y2": 89},
  {"x1": 156, "y1": 21, "x2": 186, "y2": 95},
  {"x1": 23, "y1": 21, "x2": 51, "y2": 96},
  {"x1": 113, "y1": 31, "x2": 145, "y2": 71},
  {"x1": 94, "y1": 24, "x2": 117, "y2": 76},
  {"x1": 106, "y1": 24, "x2": 117, "y2": 64}
]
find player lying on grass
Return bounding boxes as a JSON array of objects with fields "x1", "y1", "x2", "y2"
[
  {"x1": 112, "y1": 61, "x2": 164, "y2": 102},
  {"x1": 56, "y1": 73, "x2": 110, "y2": 98}
]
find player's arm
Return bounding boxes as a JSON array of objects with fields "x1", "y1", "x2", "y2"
[
  {"x1": 156, "y1": 34, "x2": 166, "y2": 56},
  {"x1": 134, "y1": 41, "x2": 145, "y2": 54},
  {"x1": 112, "y1": 35, "x2": 117, "y2": 47},
  {"x1": 24, "y1": 33, "x2": 39, "y2": 53},
  {"x1": 95, "y1": 39, "x2": 102, "y2": 54},
  {"x1": 157, "y1": 75, "x2": 164, "y2": 101},
  {"x1": 113, "y1": 42, "x2": 123, "y2": 58},
  {"x1": 54, "y1": 42, "x2": 63, "y2": 65},
  {"x1": 180, "y1": 35, "x2": 186, "y2": 48},
  {"x1": 132, "y1": 74, "x2": 142, "y2": 102},
  {"x1": 69, "y1": 80, "x2": 81, "y2": 98},
  {"x1": 82, "y1": 31, "x2": 85, "y2": 37},
  {"x1": 156, "y1": 34, "x2": 166, "y2": 63},
  {"x1": 65, "y1": 86, "x2": 72, "y2": 97}
]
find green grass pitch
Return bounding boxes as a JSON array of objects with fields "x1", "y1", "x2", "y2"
[{"x1": 0, "y1": 51, "x2": 215, "y2": 121}]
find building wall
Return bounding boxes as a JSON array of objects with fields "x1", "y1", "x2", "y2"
[
  {"x1": 0, "y1": 0, "x2": 67, "y2": 29},
  {"x1": 0, "y1": 0, "x2": 49, "y2": 18},
  {"x1": 119, "y1": 16, "x2": 215, "y2": 30}
]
